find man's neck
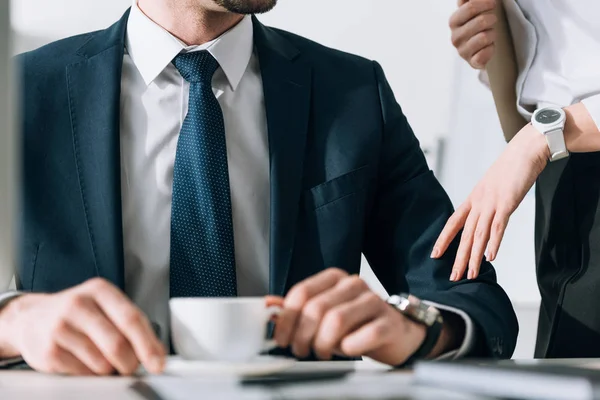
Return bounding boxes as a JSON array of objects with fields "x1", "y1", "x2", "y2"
[{"x1": 137, "y1": 0, "x2": 244, "y2": 46}]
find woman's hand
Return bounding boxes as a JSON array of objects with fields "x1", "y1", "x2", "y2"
[
  {"x1": 431, "y1": 125, "x2": 550, "y2": 281},
  {"x1": 450, "y1": 0, "x2": 498, "y2": 69}
]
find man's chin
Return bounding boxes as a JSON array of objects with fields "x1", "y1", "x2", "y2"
[{"x1": 212, "y1": 0, "x2": 278, "y2": 15}]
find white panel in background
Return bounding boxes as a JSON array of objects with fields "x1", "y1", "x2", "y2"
[
  {"x1": 10, "y1": 0, "x2": 131, "y2": 37},
  {"x1": 0, "y1": 0, "x2": 16, "y2": 290},
  {"x1": 11, "y1": 0, "x2": 458, "y2": 145}
]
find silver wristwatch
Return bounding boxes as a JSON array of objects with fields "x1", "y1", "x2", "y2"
[
  {"x1": 387, "y1": 294, "x2": 443, "y2": 327},
  {"x1": 387, "y1": 294, "x2": 444, "y2": 367}
]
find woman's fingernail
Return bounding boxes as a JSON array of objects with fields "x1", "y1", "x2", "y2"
[
  {"x1": 449, "y1": 272, "x2": 456, "y2": 281},
  {"x1": 431, "y1": 248, "x2": 439, "y2": 258},
  {"x1": 468, "y1": 270, "x2": 474, "y2": 280}
]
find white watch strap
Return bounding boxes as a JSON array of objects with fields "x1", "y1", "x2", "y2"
[{"x1": 545, "y1": 128, "x2": 569, "y2": 162}]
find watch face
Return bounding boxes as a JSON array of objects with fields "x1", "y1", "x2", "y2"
[{"x1": 535, "y1": 108, "x2": 562, "y2": 124}]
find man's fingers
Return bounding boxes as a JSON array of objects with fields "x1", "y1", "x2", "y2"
[
  {"x1": 289, "y1": 275, "x2": 368, "y2": 358},
  {"x1": 84, "y1": 279, "x2": 165, "y2": 374},
  {"x1": 54, "y1": 323, "x2": 114, "y2": 376},
  {"x1": 432, "y1": 205, "x2": 470, "y2": 259},
  {"x1": 339, "y1": 316, "x2": 393, "y2": 358},
  {"x1": 313, "y1": 291, "x2": 384, "y2": 360},
  {"x1": 275, "y1": 268, "x2": 347, "y2": 348},
  {"x1": 450, "y1": 0, "x2": 496, "y2": 28},
  {"x1": 49, "y1": 347, "x2": 95, "y2": 376},
  {"x1": 450, "y1": 211, "x2": 480, "y2": 281},
  {"x1": 265, "y1": 296, "x2": 284, "y2": 308},
  {"x1": 285, "y1": 268, "x2": 348, "y2": 308},
  {"x1": 468, "y1": 210, "x2": 495, "y2": 280},
  {"x1": 487, "y1": 213, "x2": 509, "y2": 261},
  {"x1": 66, "y1": 296, "x2": 139, "y2": 376}
]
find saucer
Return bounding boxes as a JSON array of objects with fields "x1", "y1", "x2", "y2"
[{"x1": 163, "y1": 356, "x2": 296, "y2": 377}]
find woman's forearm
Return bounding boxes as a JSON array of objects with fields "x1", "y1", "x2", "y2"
[{"x1": 563, "y1": 102, "x2": 600, "y2": 153}]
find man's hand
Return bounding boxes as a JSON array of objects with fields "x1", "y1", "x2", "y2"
[
  {"x1": 432, "y1": 124, "x2": 550, "y2": 281},
  {"x1": 271, "y1": 268, "x2": 460, "y2": 366},
  {"x1": 0, "y1": 278, "x2": 165, "y2": 376},
  {"x1": 450, "y1": 0, "x2": 498, "y2": 69}
]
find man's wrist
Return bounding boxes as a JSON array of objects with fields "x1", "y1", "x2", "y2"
[
  {"x1": 0, "y1": 294, "x2": 25, "y2": 359},
  {"x1": 428, "y1": 311, "x2": 465, "y2": 358}
]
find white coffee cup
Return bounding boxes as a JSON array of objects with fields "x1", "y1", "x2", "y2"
[{"x1": 169, "y1": 297, "x2": 281, "y2": 362}]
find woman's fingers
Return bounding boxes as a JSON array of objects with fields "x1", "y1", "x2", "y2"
[
  {"x1": 450, "y1": 210, "x2": 480, "y2": 282},
  {"x1": 432, "y1": 204, "x2": 471, "y2": 259},
  {"x1": 487, "y1": 213, "x2": 509, "y2": 261},
  {"x1": 461, "y1": 29, "x2": 497, "y2": 68},
  {"x1": 450, "y1": 0, "x2": 496, "y2": 29},
  {"x1": 471, "y1": 43, "x2": 496, "y2": 69},
  {"x1": 467, "y1": 210, "x2": 495, "y2": 280}
]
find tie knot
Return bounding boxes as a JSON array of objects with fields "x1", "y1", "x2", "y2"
[{"x1": 173, "y1": 51, "x2": 219, "y2": 84}]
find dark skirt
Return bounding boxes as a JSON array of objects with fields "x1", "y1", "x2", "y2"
[{"x1": 535, "y1": 152, "x2": 600, "y2": 358}]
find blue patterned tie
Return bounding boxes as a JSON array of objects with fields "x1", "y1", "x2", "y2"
[{"x1": 170, "y1": 51, "x2": 237, "y2": 298}]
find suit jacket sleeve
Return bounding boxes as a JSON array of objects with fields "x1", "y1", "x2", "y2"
[{"x1": 362, "y1": 61, "x2": 519, "y2": 359}]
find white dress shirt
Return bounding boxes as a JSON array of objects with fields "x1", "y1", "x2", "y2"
[
  {"x1": 121, "y1": 3, "x2": 269, "y2": 342},
  {"x1": 502, "y1": 0, "x2": 600, "y2": 127}
]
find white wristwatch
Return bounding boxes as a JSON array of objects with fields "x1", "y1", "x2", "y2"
[{"x1": 531, "y1": 106, "x2": 569, "y2": 162}]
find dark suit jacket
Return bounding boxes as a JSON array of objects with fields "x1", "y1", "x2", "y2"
[{"x1": 16, "y1": 10, "x2": 518, "y2": 359}]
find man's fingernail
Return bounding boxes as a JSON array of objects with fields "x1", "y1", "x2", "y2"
[{"x1": 149, "y1": 355, "x2": 165, "y2": 373}]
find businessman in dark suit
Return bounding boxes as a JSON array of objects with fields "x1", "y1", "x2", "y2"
[{"x1": 0, "y1": 0, "x2": 518, "y2": 375}]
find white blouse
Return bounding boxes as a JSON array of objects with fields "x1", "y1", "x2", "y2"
[{"x1": 503, "y1": 0, "x2": 600, "y2": 129}]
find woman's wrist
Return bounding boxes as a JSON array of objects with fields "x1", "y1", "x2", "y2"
[{"x1": 513, "y1": 123, "x2": 551, "y2": 168}]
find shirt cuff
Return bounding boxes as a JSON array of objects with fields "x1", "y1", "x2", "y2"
[
  {"x1": 0, "y1": 291, "x2": 22, "y2": 309},
  {"x1": 0, "y1": 291, "x2": 24, "y2": 368},
  {"x1": 423, "y1": 301, "x2": 474, "y2": 360},
  {"x1": 581, "y1": 94, "x2": 600, "y2": 132}
]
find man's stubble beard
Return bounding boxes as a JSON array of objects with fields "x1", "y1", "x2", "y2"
[{"x1": 212, "y1": 0, "x2": 277, "y2": 14}]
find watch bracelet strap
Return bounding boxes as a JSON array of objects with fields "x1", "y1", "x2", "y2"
[
  {"x1": 545, "y1": 127, "x2": 569, "y2": 162},
  {"x1": 394, "y1": 318, "x2": 443, "y2": 369}
]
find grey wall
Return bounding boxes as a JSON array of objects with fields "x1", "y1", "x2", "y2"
[{"x1": 0, "y1": 0, "x2": 16, "y2": 288}]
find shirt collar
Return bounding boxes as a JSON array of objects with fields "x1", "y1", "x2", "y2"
[{"x1": 126, "y1": 1, "x2": 253, "y2": 90}]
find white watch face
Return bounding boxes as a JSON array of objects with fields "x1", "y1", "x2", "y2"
[{"x1": 535, "y1": 108, "x2": 563, "y2": 125}]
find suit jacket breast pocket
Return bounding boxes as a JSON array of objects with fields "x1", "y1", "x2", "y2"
[{"x1": 304, "y1": 166, "x2": 370, "y2": 271}]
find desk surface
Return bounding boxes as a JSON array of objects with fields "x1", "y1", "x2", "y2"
[
  {"x1": 2, "y1": 358, "x2": 599, "y2": 400},
  {"x1": 0, "y1": 359, "x2": 491, "y2": 400}
]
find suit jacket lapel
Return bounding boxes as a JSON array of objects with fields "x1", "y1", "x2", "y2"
[
  {"x1": 253, "y1": 18, "x2": 312, "y2": 296},
  {"x1": 67, "y1": 11, "x2": 130, "y2": 289}
]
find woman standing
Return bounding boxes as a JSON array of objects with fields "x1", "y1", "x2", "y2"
[{"x1": 434, "y1": 0, "x2": 600, "y2": 357}]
